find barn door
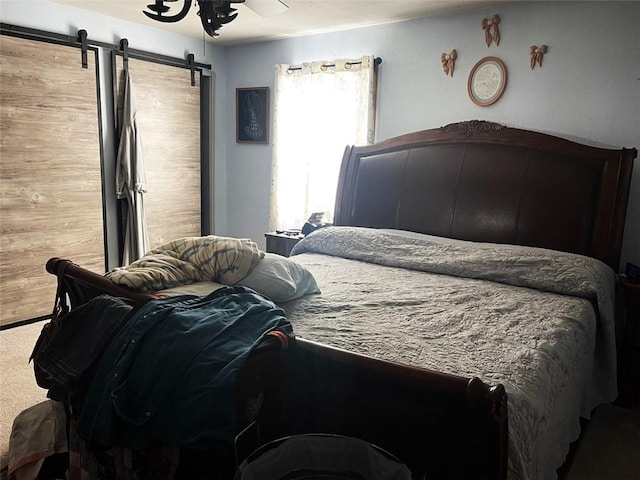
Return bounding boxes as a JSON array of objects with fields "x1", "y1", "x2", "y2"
[
  {"x1": 114, "y1": 55, "x2": 201, "y2": 257},
  {"x1": 0, "y1": 34, "x2": 105, "y2": 327}
]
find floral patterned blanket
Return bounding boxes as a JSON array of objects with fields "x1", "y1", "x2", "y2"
[
  {"x1": 287, "y1": 226, "x2": 618, "y2": 480},
  {"x1": 108, "y1": 236, "x2": 263, "y2": 292}
]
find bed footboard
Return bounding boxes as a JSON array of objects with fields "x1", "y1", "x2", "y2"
[
  {"x1": 43, "y1": 258, "x2": 507, "y2": 479},
  {"x1": 276, "y1": 338, "x2": 508, "y2": 480}
]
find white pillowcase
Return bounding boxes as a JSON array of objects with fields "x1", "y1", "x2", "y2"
[{"x1": 238, "y1": 253, "x2": 320, "y2": 302}]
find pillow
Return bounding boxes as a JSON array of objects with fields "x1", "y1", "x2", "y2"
[{"x1": 238, "y1": 253, "x2": 320, "y2": 302}]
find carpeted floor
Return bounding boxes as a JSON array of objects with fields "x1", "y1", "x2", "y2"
[
  {"x1": 1, "y1": 320, "x2": 639, "y2": 479},
  {"x1": 564, "y1": 403, "x2": 640, "y2": 480},
  {"x1": 0, "y1": 320, "x2": 48, "y2": 470}
]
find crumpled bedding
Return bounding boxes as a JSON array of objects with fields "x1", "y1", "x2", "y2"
[
  {"x1": 285, "y1": 226, "x2": 618, "y2": 480},
  {"x1": 7, "y1": 400, "x2": 67, "y2": 480},
  {"x1": 107, "y1": 235, "x2": 263, "y2": 291}
]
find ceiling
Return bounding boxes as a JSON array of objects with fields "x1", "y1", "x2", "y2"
[{"x1": 49, "y1": 0, "x2": 509, "y2": 46}]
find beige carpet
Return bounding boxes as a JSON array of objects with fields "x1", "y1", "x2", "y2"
[
  {"x1": 0, "y1": 321, "x2": 49, "y2": 469},
  {"x1": 565, "y1": 403, "x2": 640, "y2": 480}
]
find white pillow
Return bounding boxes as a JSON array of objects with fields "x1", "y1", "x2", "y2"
[{"x1": 238, "y1": 253, "x2": 320, "y2": 302}]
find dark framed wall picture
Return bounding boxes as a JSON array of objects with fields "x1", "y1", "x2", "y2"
[{"x1": 236, "y1": 87, "x2": 269, "y2": 144}]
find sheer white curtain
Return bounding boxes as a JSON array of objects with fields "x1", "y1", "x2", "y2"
[{"x1": 269, "y1": 55, "x2": 377, "y2": 232}]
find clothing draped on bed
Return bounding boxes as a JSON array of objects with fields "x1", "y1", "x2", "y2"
[
  {"x1": 34, "y1": 295, "x2": 134, "y2": 414},
  {"x1": 33, "y1": 286, "x2": 289, "y2": 451},
  {"x1": 285, "y1": 226, "x2": 617, "y2": 480}
]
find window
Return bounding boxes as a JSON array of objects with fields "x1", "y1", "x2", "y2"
[{"x1": 269, "y1": 56, "x2": 378, "y2": 231}]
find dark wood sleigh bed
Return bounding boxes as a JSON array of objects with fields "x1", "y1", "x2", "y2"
[{"x1": 36, "y1": 120, "x2": 635, "y2": 480}]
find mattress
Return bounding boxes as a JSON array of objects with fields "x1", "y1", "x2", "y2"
[{"x1": 282, "y1": 227, "x2": 618, "y2": 480}]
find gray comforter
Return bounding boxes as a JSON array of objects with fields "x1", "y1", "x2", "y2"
[{"x1": 284, "y1": 226, "x2": 617, "y2": 480}]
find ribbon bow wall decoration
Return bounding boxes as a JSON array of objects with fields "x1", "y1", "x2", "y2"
[
  {"x1": 481, "y1": 15, "x2": 501, "y2": 47},
  {"x1": 530, "y1": 45, "x2": 547, "y2": 69},
  {"x1": 441, "y1": 49, "x2": 457, "y2": 77}
]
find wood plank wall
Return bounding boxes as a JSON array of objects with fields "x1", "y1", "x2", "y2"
[
  {"x1": 0, "y1": 35, "x2": 105, "y2": 326},
  {"x1": 115, "y1": 57, "x2": 201, "y2": 255}
]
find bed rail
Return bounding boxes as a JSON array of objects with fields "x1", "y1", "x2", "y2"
[{"x1": 46, "y1": 257, "x2": 158, "y2": 308}]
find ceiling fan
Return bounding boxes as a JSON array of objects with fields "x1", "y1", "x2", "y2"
[{"x1": 143, "y1": 0, "x2": 289, "y2": 37}]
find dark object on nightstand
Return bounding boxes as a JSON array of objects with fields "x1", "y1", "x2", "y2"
[
  {"x1": 616, "y1": 275, "x2": 640, "y2": 407},
  {"x1": 301, "y1": 212, "x2": 331, "y2": 236},
  {"x1": 301, "y1": 221, "x2": 327, "y2": 236},
  {"x1": 624, "y1": 262, "x2": 639, "y2": 282},
  {"x1": 265, "y1": 232, "x2": 303, "y2": 257}
]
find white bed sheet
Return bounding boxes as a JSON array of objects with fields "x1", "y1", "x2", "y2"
[
  {"x1": 282, "y1": 227, "x2": 618, "y2": 480},
  {"x1": 156, "y1": 281, "x2": 225, "y2": 297}
]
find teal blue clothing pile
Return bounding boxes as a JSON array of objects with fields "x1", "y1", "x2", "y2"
[{"x1": 76, "y1": 286, "x2": 289, "y2": 449}]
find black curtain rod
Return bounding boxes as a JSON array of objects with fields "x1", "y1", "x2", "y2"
[
  {"x1": 0, "y1": 23, "x2": 211, "y2": 71},
  {"x1": 113, "y1": 46, "x2": 210, "y2": 72},
  {"x1": 287, "y1": 56, "x2": 382, "y2": 72}
]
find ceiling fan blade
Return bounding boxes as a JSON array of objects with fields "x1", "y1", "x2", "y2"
[{"x1": 244, "y1": 0, "x2": 289, "y2": 17}]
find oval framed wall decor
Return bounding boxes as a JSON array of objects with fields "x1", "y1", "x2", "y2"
[{"x1": 467, "y1": 56, "x2": 507, "y2": 107}]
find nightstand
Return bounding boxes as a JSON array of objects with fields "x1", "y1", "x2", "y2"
[
  {"x1": 616, "y1": 275, "x2": 640, "y2": 407},
  {"x1": 265, "y1": 232, "x2": 304, "y2": 257}
]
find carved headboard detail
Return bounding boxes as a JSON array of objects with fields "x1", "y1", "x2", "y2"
[{"x1": 440, "y1": 120, "x2": 506, "y2": 136}]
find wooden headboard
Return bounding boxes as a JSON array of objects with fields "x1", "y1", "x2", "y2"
[{"x1": 334, "y1": 120, "x2": 636, "y2": 271}]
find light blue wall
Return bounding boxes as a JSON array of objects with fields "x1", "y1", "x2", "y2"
[
  {"x1": 2, "y1": 1, "x2": 639, "y2": 271},
  {"x1": 224, "y1": 1, "x2": 640, "y2": 272}
]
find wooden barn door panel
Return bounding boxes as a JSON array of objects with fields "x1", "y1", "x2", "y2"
[
  {"x1": 115, "y1": 57, "x2": 201, "y2": 252},
  {"x1": 0, "y1": 35, "x2": 104, "y2": 326}
]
